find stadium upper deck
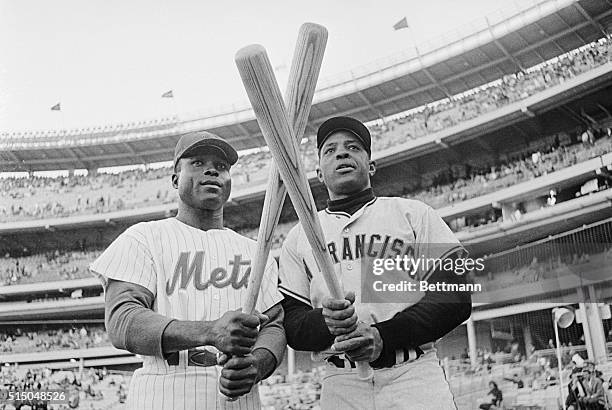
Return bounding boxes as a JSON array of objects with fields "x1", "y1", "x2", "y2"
[{"x1": 1, "y1": 0, "x2": 611, "y2": 172}]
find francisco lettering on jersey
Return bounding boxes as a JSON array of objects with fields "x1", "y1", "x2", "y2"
[
  {"x1": 326, "y1": 233, "x2": 416, "y2": 272},
  {"x1": 165, "y1": 251, "x2": 251, "y2": 295}
]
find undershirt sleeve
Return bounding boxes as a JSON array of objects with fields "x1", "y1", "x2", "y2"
[
  {"x1": 105, "y1": 278, "x2": 174, "y2": 358},
  {"x1": 281, "y1": 295, "x2": 335, "y2": 352}
]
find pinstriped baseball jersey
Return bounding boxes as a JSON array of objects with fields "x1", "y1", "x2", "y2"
[
  {"x1": 279, "y1": 197, "x2": 463, "y2": 338},
  {"x1": 90, "y1": 217, "x2": 283, "y2": 410}
]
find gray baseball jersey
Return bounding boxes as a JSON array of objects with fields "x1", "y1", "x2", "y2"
[
  {"x1": 279, "y1": 197, "x2": 463, "y2": 352},
  {"x1": 91, "y1": 217, "x2": 282, "y2": 410}
]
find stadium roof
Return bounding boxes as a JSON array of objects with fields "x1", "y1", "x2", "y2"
[{"x1": 1, "y1": 0, "x2": 612, "y2": 172}]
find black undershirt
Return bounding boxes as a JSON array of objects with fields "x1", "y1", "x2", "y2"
[
  {"x1": 327, "y1": 187, "x2": 375, "y2": 215},
  {"x1": 281, "y1": 189, "x2": 472, "y2": 368}
]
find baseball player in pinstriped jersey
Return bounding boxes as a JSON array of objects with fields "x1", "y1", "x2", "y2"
[
  {"x1": 279, "y1": 117, "x2": 472, "y2": 409},
  {"x1": 90, "y1": 132, "x2": 285, "y2": 410}
]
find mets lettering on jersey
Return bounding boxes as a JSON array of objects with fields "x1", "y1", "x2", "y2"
[
  {"x1": 90, "y1": 217, "x2": 282, "y2": 410},
  {"x1": 279, "y1": 197, "x2": 463, "y2": 333}
]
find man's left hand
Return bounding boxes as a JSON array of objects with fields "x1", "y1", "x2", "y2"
[
  {"x1": 218, "y1": 354, "x2": 259, "y2": 399},
  {"x1": 218, "y1": 348, "x2": 276, "y2": 399},
  {"x1": 331, "y1": 322, "x2": 383, "y2": 363}
]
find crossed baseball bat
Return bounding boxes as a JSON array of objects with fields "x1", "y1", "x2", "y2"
[{"x1": 236, "y1": 23, "x2": 373, "y2": 382}]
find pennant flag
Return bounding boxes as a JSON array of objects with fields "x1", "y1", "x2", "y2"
[
  {"x1": 51, "y1": 103, "x2": 61, "y2": 111},
  {"x1": 161, "y1": 90, "x2": 174, "y2": 98},
  {"x1": 393, "y1": 17, "x2": 409, "y2": 31}
]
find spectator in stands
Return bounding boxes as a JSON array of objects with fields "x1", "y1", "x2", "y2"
[
  {"x1": 479, "y1": 381, "x2": 503, "y2": 410},
  {"x1": 583, "y1": 366, "x2": 606, "y2": 410},
  {"x1": 504, "y1": 373, "x2": 524, "y2": 389},
  {"x1": 567, "y1": 367, "x2": 588, "y2": 410}
]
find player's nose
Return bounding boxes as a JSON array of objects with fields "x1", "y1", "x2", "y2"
[
  {"x1": 203, "y1": 166, "x2": 219, "y2": 177},
  {"x1": 335, "y1": 151, "x2": 349, "y2": 160}
]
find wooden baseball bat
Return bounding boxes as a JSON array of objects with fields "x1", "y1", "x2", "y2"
[
  {"x1": 222, "y1": 24, "x2": 329, "y2": 402},
  {"x1": 235, "y1": 44, "x2": 373, "y2": 380},
  {"x1": 243, "y1": 23, "x2": 328, "y2": 314}
]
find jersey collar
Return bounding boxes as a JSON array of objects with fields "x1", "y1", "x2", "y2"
[
  {"x1": 325, "y1": 194, "x2": 377, "y2": 219},
  {"x1": 326, "y1": 188, "x2": 375, "y2": 216}
]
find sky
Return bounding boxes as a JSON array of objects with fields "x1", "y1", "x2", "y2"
[{"x1": 0, "y1": 0, "x2": 532, "y2": 132}]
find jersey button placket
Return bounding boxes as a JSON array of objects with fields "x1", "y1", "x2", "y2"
[{"x1": 341, "y1": 226, "x2": 352, "y2": 271}]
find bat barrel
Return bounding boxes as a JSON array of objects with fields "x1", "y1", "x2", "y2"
[{"x1": 236, "y1": 30, "x2": 372, "y2": 381}]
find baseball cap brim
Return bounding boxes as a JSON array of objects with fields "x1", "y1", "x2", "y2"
[
  {"x1": 174, "y1": 132, "x2": 238, "y2": 169},
  {"x1": 317, "y1": 116, "x2": 371, "y2": 155}
]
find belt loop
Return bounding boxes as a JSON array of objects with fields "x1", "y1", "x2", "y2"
[
  {"x1": 166, "y1": 351, "x2": 179, "y2": 366},
  {"x1": 395, "y1": 350, "x2": 403, "y2": 365},
  {"x1": 181, "y1": 350, "x2": 188, "y2": 368}
]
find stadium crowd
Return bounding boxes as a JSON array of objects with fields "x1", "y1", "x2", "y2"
[
  {"x1": 1, "y1": 126, "x2": 610, "y2": 288},
  {"x1": 0, "y1": 250, "x2": 98, "y2": 286},
  {"x1": 1, "y1": 38, "x2": 610, "y2": 222},
  {"x1": 472, "y1": 219, "x2": 612, "y2": 292},
  {"x1": 409, "y1": 126, "x2": 612, "y2": 209},
  {"x1": 259, "y1": 368, "x2": 325, "y2": 410},
  {"x1": 370, "y1": 36, "x2": 611, "y2": 150},
  {"x1": 2, "y1": 121, "x2": 610, "y2": 229},
  {"x1": 0, "y1": 364, "x2": 128, "y2": 410},
  {"x1": 0, "y1": 325, "x2": 109, "y2": 354}
]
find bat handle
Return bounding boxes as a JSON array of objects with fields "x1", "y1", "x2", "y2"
[{"x1": 356, "y1": 361, "x2": 373, "y2": 380}]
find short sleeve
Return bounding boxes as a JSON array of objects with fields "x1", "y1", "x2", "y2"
[
  {"x1": 89, "y1": 225, "x2": 157, "y2": 295},
  {"x1": 413, "y1": 204, "x2": 465, "y2": 282},
  {"x1": 255, "y1": 255, "x2": 284, "y2": 314},
  {"x1": 278, "y1": 226, "x2": 312, "y2": 306}
]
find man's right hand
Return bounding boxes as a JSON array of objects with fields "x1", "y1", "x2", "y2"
[
  {"x1": 321, "y1": 291, "x2": 358, "y2": 336},
  {"x1": 208, "y1": 310, "x2": 267, "y2": 355}
]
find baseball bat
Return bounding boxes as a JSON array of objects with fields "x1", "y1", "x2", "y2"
[
  {"x1": 221, "y1": 24, "x2": 329, "y2": 402},
  {"x1": 235, "y1": 44, "x2": 373, "y2": 380},
  {"x1": 243, "y1": 23, "x2": 328, "y2": 314}
]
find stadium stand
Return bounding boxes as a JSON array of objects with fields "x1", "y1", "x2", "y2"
[
  {"x1": 0, "y1": 325, "x2": 109, "y2": 354},
  {"x1": 1, "y1": 38, "x2": 610, "y2": 223},
  {"x1": 1, "y1": 128, "x2": 610, "y2": 286},
  {"x1": 0, "y1": 364, "x2": 129, "y2": 410},
  {"x1": 0, "y1": 250, "x2": 99, "y2": 286}
]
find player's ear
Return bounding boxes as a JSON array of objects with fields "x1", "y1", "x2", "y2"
[
  {"x1": 368, "y1": 160, "x2": 376, "y2": 177},
  {"x1": 171, "y1": 171, "x2": 179, "y2": 189},
  {"x1": 316, "y1": 166, "x2": 324, "y2": 183}
]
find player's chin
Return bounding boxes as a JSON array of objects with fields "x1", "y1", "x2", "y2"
[
  {"x1": 331, "y1": 179, "x2": 368, "y2": 196},
  {"x1": 191, "y1": 194, "x2": 226, "y2": 210},
  {"x1": 196, "y1": 190, "x2": 230, "y2": 205}
]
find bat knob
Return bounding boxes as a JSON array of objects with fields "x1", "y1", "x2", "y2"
[
  {"x1": 356, "y1": 362, "x2": 374, "y2": 381},
  {"x1": 235, "y1": 44, "x2": 267, "y2": 61}
]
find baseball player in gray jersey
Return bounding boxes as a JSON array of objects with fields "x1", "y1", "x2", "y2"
[
  {"x1": 279, "y1": 116, "x2": 472, "y2": 409},
  {"x1": 90, "y1": 132, "x2": 285, "y2": 410}
]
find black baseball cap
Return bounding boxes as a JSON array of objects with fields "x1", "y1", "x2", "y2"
[
  {"x1": 174, "y1": 131, "x2": 238, "y2": 170},
  {"x1": 317, "y1": 116, "x2": 371, "y2": 156}
]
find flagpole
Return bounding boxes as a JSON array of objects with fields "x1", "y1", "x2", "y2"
[
  {"x1": 60, "y1": 103, "x2": 66, "y2": 132},
  {"x1": 51, "y1": 102, "x2": 66, "y2": 133},
  {"x1": 404, "y1": 22, "x2": 420, "y2": 60},
  {"x1": 161, "y1": 90, "x2": 181, "y2": 123},
  {"x1": 171, "y1": 92, "x2": 180, "y2": 123}
]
